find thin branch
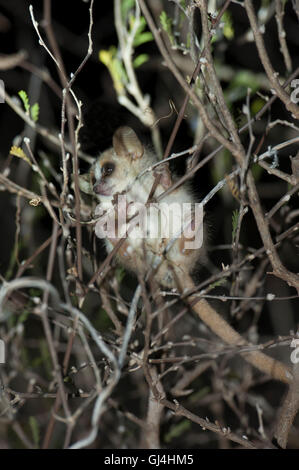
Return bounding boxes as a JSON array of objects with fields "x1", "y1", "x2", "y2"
[
  {"x1": 275, "y1": 0, "x2": 292, "y2": 73},
  {"x1": 244, "y1": 0, "x2": 298, "y2": 118}
]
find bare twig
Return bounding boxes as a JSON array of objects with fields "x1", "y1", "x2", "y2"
[
  {"x1": 244, "y1": 0, "x2": 298, "y2": 118},
  {"x1": 275, "y1": 0, "x2": 292, "y2": 73}
]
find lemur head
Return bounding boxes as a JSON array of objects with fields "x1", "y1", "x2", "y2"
[{"x1": 79, "y1": 126, "x2": 145, "y2": 198}]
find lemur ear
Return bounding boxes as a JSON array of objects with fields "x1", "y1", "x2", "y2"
[{"x1": 113, "y1": 126, "x2": 144, "y2": 160}]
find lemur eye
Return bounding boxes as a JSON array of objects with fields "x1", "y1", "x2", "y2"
[{"x1": 102, "y1": 162, "x2": 115, "y2": 177}]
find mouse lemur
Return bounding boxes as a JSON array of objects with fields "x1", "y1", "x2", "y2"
[
  {"x1": 79, "y1": 126, "x2": 291, "y2": 385},
  {"x1": 80, "y1": 126, "x2": 205, "y2": 289}
]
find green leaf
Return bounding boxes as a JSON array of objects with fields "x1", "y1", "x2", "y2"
[
  {"x1": 251, "y1": 97, "x2": 265, "y2": 115},
  {"x1": 18, "y1": 310, "x2": 30, "y2": 324},
  {"x1": 115, "y1": 266, "x2": 126, "y2": 283},
  {"x1": 231, "y1": 70, "x2": 260, "y2": 92},
  {"x1": 135, "y1": 16, "x2": 147, "y2": 35},
  {"x1": 211, "y1": 33, "x2": 218, "y2": 44},
  {"x1": 160, "y1": 11, "x2": 172, "y2": 31},
  {"x1": 133, "y1": 31, "x2": 153, "y2": 47},
  {"x1": 251, "y1": 163, "x2": 263, "y2": 181},
  {"x1": 39, "y1": 339, "x2": 52, "y2": 377},
  {"x1": 99, "y1": 46, "x2": 127, "y2": 94},
  {"x1": 10, "y1": 145, "x2": 31, "y2": 166},
  {"x1": 160, "y1": 11, "x2": 174, "y2": 45},
  {"x1": 18, "y1": 90, "x2": 30, "y2": 113},
  {"x1": 224, "y1": 70, "x2": 261, "y2": 105},
  {"x1": 208, "y1": 278, "x2": 227, "y2": 290},
  {"x1": 133, "y1": 53, "x2": 149, "y2": 68},
  {"x1": 164, "y1": 420, "x2": 191, "y2": 443},
  {"x1": 186, "y1": 32, "x2": 191, "y2": 49},
  {"x1": 222, "y1": 11, "x2": 234, "y2": 40},
  {"x1": 30, "y1": 103, "x2": 39, "y2": 122},
  {"x1": 232, "y1": 209, "x2": 239, "y2": 242},
  {"x1": 130, "y1": 15, "x2": 147, "y2": 35},
  {"x1": 93, "y1": 307, "x2": 114, "y2": 331},
  {"x1": 29, "y1": 416, "x2": 40, "y2": 447},
  {"x1": 112, "y1": 56, "x2": 128, "y2": 88},
  {"x1": 211, "y1": 148, "x2": 232, "y2": 186},
  {"x1": 121, "y1": 0, "x2": 135, "y2": 20}
]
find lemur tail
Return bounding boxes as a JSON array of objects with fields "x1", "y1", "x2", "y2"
[{"x1": 177, "y1": 272, "x2": 292, "y2": 385}]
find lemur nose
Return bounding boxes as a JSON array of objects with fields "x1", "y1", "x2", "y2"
[{"x1": 93, "y1": 183, "x2": 101, "y2": 194}]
